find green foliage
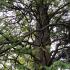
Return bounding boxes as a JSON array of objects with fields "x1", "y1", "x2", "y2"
[
  {"x1": 0, "y1": 0, "x2": 70, "y2": 70},
  {"x1": 16, "y1": 64, "x2": 31, "y2": 70},
  {"x1": 38, "y1": 61, "x2": 70, "y2": 70},
  {"x1": 0, "y1": 0, "x2": 9, "y2": 8}
]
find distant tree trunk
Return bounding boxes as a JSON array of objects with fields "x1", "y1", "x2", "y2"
[{"x1": 33, "y1": 4, "x2": 51, "y2": 68}]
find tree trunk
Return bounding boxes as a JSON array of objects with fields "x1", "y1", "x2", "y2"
[{"x1": 33, "y1": 4, "x2": 51, "y2": 68}]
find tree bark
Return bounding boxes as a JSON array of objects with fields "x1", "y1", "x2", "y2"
[{"x1": 33, "y1": 4, "x2": 51, "y2": 68}]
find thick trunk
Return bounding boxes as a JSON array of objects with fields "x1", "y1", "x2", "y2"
[{"x1": 33, "y1": 4, "x2": 51, "y2": 67}]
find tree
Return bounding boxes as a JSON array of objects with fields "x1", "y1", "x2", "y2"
[{"x1": 0, "y1": 0, "x2": 70, "y2": 70}]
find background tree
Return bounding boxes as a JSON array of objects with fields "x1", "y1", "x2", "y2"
[{"x1": 0, "y1": 0, "x2": 70, "y2": 70}]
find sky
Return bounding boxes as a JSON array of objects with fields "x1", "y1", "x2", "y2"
[{"x1": 0, "y1": 0, "x2": 70, "y2": 69}]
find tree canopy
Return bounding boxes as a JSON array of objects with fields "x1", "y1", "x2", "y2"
[{"x1": 0, "y1": 0, "x2": 70, "y2": 70}]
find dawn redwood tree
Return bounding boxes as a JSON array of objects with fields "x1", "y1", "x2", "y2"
[{"x1": 0, "y1": 0, "x2": 70, "y2": 70}]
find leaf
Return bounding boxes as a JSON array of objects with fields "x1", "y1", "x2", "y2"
[{"x1": 18, "y1": 56, "x2": 25, "y2": 64}]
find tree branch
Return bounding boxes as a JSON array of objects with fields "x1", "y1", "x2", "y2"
[{"x1": 50, "y1": 2, "x2": 70, "y2": 19}]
